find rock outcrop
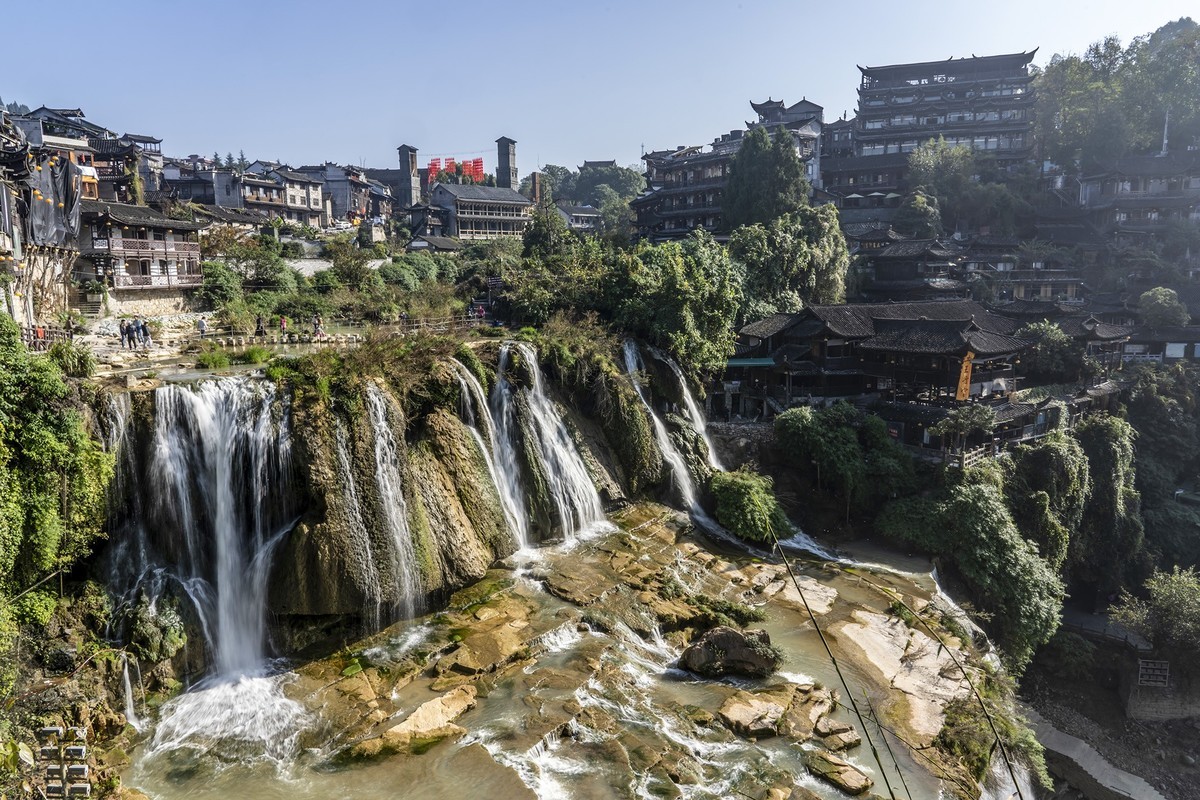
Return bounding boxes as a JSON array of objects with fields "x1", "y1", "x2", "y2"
[
  {"x1": 804, "y1": 749, "x2": 874, "y2": 795},
  {"x1": 347, "y1": 685, "x2": 478, "y2": 760},
  {"x1": 679, "y1": 626, "x2": 780, "y2": 678}
]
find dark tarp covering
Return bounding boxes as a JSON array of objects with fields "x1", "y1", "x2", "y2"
[{"x1": 24, "y1": 153, "x2": 79, "y2": 247}]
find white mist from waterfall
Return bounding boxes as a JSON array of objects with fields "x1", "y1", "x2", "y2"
[
  {"x1": 132, "y1": 379, "x2": 309, "y2": 771},
  {"x1": 365, "y1": 383, "x2": 422, "y2": 620},
  {"x1": 451, "y1": 358, "x2": 530, "y2": 548},
  {"x1": 334, "y1": 419, "x2": 384, "y2": 627},
  {"x1": 500, "y1": 343, "x2": 607, "y2": 540}
]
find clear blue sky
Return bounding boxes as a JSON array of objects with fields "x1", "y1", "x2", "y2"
[{"x1": 3, "y1": 0, "x2": 1194, "y2": 176}]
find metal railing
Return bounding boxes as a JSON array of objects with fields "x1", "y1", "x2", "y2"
[{"x1": 113, "y1": 272, "x2": 203, "y2": 288}]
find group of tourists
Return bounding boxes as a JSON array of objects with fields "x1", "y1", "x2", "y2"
[{"x1": 118, "y1": 318, "x2": 153, "y2": 350}]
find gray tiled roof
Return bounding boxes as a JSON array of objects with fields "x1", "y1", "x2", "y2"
[{"x1": 435, "y1": 183, "x2": 532, "y2": 204}]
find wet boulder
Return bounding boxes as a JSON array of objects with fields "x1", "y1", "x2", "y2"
[
  {"x1": 804, "y1": 749, "x2": 874, "y2": 795},
  {"x1": 679, "y1": 626, "x2": 781, "y2": 678}
]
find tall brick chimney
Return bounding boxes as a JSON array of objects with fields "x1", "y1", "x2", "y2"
[{"x1": 496, "y1": 136, "x2": 517, "y2": 189}]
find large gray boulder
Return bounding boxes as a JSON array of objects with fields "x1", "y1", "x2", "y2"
[{"x1": 678, "y1": 626, "x2": 781, "y2": 678}]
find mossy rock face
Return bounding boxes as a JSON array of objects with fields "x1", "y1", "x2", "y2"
[{"x1": 125, "y1": 595, "x2": 187, "y2": 663}]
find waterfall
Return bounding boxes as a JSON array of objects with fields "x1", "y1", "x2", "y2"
[
  {"x1": 364, "y1": 383, "x2": 423, "y2": 620},
  {"x1": 650, "y1": 348, "x2": 723, "y2": 471},
  {"x1": 451, "y1": 358, "x2": 530, "y2": 548},
  {"x1": 121, "y1": 654, "x2": 144, "y2": 733},
  {"x1": 499, "y1": 343, "x2": 607, "y2": 539},
  {"x1": 334, "y1": 419, "x2": 384, "y2": 627},
  {"x1": 622, "y1": 340, "x2": 701, "y2": 512},
  {"x1": 110, "y1": 379, "x2": 310, "y2": 771},
  {"x1": 122, "y1": 379, "x2": 297, "y2": 675}
]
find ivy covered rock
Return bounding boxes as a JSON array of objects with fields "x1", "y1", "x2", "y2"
[{"x1": 679, "y1": 625, "x2": 781, "y2": 678}]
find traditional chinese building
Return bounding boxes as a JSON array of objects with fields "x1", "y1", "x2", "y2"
[
  {"x1": 723, "y1": 299, "x2": 1029, "y2": 414},
  {"x1": 429, "y1": 183, "x2": 532, "y2": 239},
  {"x1": 823, "y1": 51, "x2": 1036, "y2": 198},
  {"x1": 555, "y1": 201, "x2": 602, "y2": 234},
  {"x1": 632, "y1": 98, "x2": 824, "y2": 241},
  {"x1": 1078, "y1": 150, "x2": 1200, "y2": 250},
  {"x1": 76, "y1": 199, "x2": 206, "y2": 313}
]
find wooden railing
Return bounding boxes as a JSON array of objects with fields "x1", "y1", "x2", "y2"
[
  {"x1": 104, "y1": 238, "x2": 200, "y2": 254},
  {"x1": 20, "y1": 324, "x2": 71, "y2": 352}
]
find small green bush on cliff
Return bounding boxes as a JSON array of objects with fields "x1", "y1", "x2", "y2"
[{"x1": 711, "y1": 470, "x2": 788, "y2": 543}]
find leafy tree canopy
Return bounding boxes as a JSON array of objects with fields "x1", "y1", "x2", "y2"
[
  {"x1": 728, "y1": 204, "x2": 849, "y2": 321},
  {"x1": 1138, "y1": 286, "x2": 1190, "y2": 328},
  {"x1": 1114, "y1": 567, "x2": 1200, "y2": 657},
  {"x1": 722, "y1": 127, "x2": 810, "y2": 230}
]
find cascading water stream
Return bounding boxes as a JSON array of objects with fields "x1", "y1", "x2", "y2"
[
  {"x1": 622, "y1": 340, "x2": 702, "y2": 513},
  {"x1": 121, "y1": 654, "x2": 144, "y2": 733},
  {"x1": 364, "y1": 383, "x2": 423, "y2": 620},
  {"x1": 499, "y1": 343, "x2": 607, "y2": 539},
  {"x1": 649, "y1": 347, "x2": 723, "y2": 471},
  {"x1": 334, "y1": 419, "x2": 384, "y2": 627},
  {"x1": 451, "y1": 358, "x2": 530, "y2": 548}
]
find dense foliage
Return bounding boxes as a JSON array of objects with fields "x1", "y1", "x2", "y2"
[
  {"x1": 1035, "y1": 19, "x2": 1200, "y2": 173},
  {"x1": 0, "y1": 315, "x2": 113, "y2": 692},
  {"x1": 722, "y1": 127, "x2": 811, "y2": 230},
  {"x1": 1113, "y1": 566, "x2": 1200, "y2": 658},
  {"x1": 710, "y1": 470, "x2": 788, "y2": 543},
  {"x1": 506, "y1": 220, "x2": 743, "y2": 377},
  {"x1": 1137, "y1": 286, "x2": 1190, "y2": 328},
  {"x1": 728, "y1": 205, "x2": 849, "y2": 321}
]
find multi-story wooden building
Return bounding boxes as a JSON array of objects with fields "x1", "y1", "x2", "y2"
[
  {"x1": 1078, "y1": 150, "x2": 1200, "y2": 249},
  {"x1": 77, "y1": 200, "x2": 206, "y2": 299},
  {"x1": 429, "y1": 183, "x2": 532, "y2": 239},
  {"x1": 823, "y1": 51, "x2": 1036, "y2": 198},
  {"x1": 632, "y1": 99, "x2": 824, "y2": 241}
]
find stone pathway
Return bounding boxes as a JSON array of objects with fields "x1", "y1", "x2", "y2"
[{"x1": 1025, "y1": 707, "x2": 1168, "y2": 800}]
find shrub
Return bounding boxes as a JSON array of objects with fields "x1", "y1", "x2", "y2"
[
  {"x1": 195, "y1": 260, "x2": 243, "y2": 309},
  {"x1": 14, "y1": 590, "x2": 57, "y2": 627},
  {"x1": 47, "y1": 340, "x2": 96, "y2": 378},
  {"x1": 233, "y1": 346, "x2": 272, "y2": 365},
  {"x1": 710, "y1": 469, "x2": 788, "y2": 543},
  {"x1": 196, "y1": 348, "x2": 230, "y2": 369}
]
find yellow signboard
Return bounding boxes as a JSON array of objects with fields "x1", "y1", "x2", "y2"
[{"x1": 956, "y1": 351, "x2": 975, "y2": 401}]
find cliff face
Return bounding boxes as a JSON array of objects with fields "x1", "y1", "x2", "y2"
[{"x1": 272, "y1": 359, "x2": 671, "y2": 643}]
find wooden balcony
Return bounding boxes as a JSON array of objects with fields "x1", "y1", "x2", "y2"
[
  {"x1": 113, "y1": 272, "x2": 204, "y2": 289},
  {"x1": 102, "y1": 237, "x2": 200, "y2": 254}
]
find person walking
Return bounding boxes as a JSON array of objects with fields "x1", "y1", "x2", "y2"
[
  {"x1": 197, "y1": 316, "x2": 208, "y2": 338},
  {"x1": 255, "y1": 314, "x2": 266, "y2": 338},
  {"x1": 119, "y1": 319, "x2": 128, "y2": 349},
  {"x1": 279, "y1": 315, "x2": 288, "y2": 336}
]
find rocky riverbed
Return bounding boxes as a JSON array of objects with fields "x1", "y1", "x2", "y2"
[{"x1": 115, "y1": 504, "x2": 1000, "y2": 800}]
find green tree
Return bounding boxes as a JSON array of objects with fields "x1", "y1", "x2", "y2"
[
  {"x1": 891, "y1": 189, "x2": 944, "y2": 238},
  {"x1": 908, "y1": 137, "x2": 975, "y2": 213},
  {"x1": 1016, "y1": 321, "x2": 1085, "y2": 382},
  {"x1": 1113, "y1": 566, "x2": 1200, "y2": 657},
  {"x1": 729, "y1": 205, "x2": 849, "y2": 320},
  {"x1": 224, "y1": 152, "x2": 235, "y2": 168},
  {"x1": 196, "y1": 260, "x2": 244, "y2": 309},
  {"x1": 722, "y1": 127, "x2": 810, "y2": 230},
  {"x1": 323, "y1": 233, "x2": 374, "y2": 287},
  {"x1": 647, "y1": 231, "x2": 743, "y2": 376},
  {"x1": 929, "y1": 404, "x2": 997, "y2": 452},
  {"x1": 523, "y1": 206, "x2": 576, "y2": 260},
  {"x1": 572, "y1": 163, "x2": 645, "y2": 206},
  {"x1": 1138, "y1": 286, "x2": 1190, "y2": 327}
]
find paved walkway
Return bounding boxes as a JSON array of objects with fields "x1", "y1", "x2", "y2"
[
  {"x1": 1061, "y1": 608, "x2": 1153, "y2": 653},
  {"x1": 1025, "y1": 707, "x2": 1167, "y2": 800}
]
